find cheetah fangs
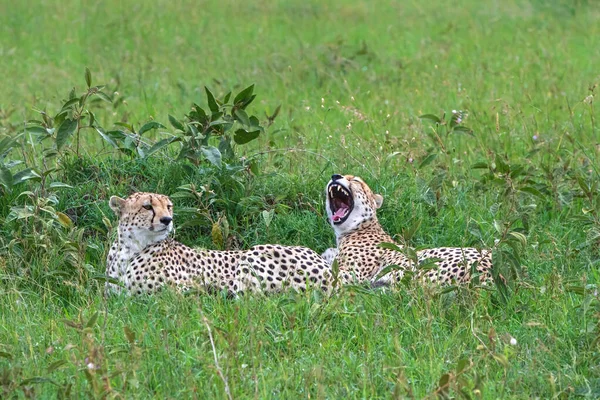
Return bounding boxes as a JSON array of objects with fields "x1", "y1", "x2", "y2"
[{"x1": 328, "y1": 182, "x2": 354, "y2": 224}]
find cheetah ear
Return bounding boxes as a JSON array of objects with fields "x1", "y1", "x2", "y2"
[
  {"x1": 109, "y1": 196, "x2": 126, "y2": 215},
  {"x1": 373, "y1": 194, "x2": 384, "y2": 209}
]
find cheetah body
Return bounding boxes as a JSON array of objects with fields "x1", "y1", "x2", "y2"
[
  {"x1": 106, "y1": 193, "x2": 333, "y2": 295},
  {"x1": 323, "y1": 175, "x2": 492, "y2": 285}
]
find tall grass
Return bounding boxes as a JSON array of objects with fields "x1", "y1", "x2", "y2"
[{"x1": 1, "y1": 0, "x2": 599, "y2": 397}]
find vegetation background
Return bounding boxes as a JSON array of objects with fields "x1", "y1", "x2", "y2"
[{"x1": 1, "y1": 0, "x2": 599, "y2": 398}]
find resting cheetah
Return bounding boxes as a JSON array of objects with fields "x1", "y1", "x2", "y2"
[
  {"x1": 322, "y1": 174, "x2": 493, "y2": 285},
  {"x1": 106, "y1": 192, "x2": 334, "y2": 295}
]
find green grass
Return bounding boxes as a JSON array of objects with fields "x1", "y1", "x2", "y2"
[{"x1": 1, "y1": 0, "x2": 600, "y2": 398}]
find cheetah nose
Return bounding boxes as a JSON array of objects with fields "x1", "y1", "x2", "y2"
[
  {"x1": 160, "y1": 216, "x2": 173, "y2": 225},
  {"x1": 331, "y1": 174, "x2": 343, "y2": 181}
]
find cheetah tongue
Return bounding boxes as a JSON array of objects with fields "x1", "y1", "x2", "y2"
[{"x1": 332, "y1": 205, "x2": 349, "y2": 222}]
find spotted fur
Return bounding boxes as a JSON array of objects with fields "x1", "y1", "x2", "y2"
[
  {"x1": 322, "y1": 175, "x2": 493, "y2": 285},
  {"x1": 106, "y1": 192, "x2": 334, "y2": 295}
]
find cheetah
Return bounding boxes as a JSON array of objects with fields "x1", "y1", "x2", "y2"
[
  {"x1": 322, "y1": 174, "x2": 493, "y2": 286},
  {"x1": 106, "y1": 192, "x2": 334, "y2": 295}
]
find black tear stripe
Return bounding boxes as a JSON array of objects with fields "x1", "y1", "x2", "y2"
[{"x1": 149, "y1": 195, "x2": 156, "y2": 226}]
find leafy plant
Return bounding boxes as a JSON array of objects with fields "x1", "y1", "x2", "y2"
[
  {"x1": 0, "y1": 134, "x2": 41, "y2": 194},
  {"x1": 26, "y1": 68, "x2": 116, "y2": 155},
  {"x1": 419, "y1": 110, "x2": 474, "y2": 153},
  {"x1": 100, "y1": 120, "x2": 172, "y2": 159},
  {"x1": 168, "y1": 85, "x2": 265, "y2": 167}
]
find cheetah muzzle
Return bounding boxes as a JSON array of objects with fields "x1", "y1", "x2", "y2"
[{"x1": 328, "y1": 181, "x2": 354, "y2": 225}]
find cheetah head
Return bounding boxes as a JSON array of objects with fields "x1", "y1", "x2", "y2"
[
  {"x1": 109, "y1": 192, "x2": 174, "y2": 246},
  {"x1": 325, "y1": 174, "x2": 383, "y2": 237}
]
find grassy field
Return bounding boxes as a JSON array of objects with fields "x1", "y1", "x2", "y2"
[{"x1": 1, "y1": 0, "x2": 600, "y2": 398}]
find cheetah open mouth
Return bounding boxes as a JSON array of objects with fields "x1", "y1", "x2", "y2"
[{"x1": 328, "y1": 183, "x2": 354, "y2": 225}]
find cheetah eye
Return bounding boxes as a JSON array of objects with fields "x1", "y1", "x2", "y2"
[
  {"x1": 167, "y1": 204, "x2": 173, "y2": 209},
  {"x1": 142, "y1": 204, "x2": 153, "y2": 210}
]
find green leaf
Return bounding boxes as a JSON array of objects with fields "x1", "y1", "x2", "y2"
[
  {"x1": 223, "y1": 92, "x2": 232, "y2": 103},
  {"x1": 493, "y1": 220, "x2": 503, "y2": 234},
  {"x1": 56, "y1": 118, "x2": 78, "y2": 150},
  {"x1": 189, "y1": 103, "x2": 208, "y2": 124},
  {"x1": 519, "y1": 186, "x2": 544, "y2": 198},
  {"x1": 88, "y1": 110, "x2": 96, "y2": 127},
  {"x1": 201, "y1": 146, "x2": 222, "y2": 167},
  {"x1": 20, "y1": 377, "x2": 59, "y2": 386},
  {"x1": 56, "y1": 211, "x2": 73, "y2": 228},
  {"x1": 0, "y1": 168, "x2": 13, "y2": 189},
  {"x1": 508, "y1": 231, "x2": 527, "y2": 247},
  {"x1": 471, "y1": 161, "x2": 488, "y2": 169},
  {"x1": 418, "y1": 153, "x2": 437, "y2": 169},
  {"x1": 47, "y1": 360, "x2": 68, "y2": 373},
  {"x1": 124, "y1": 326, "x2": 136, "y2": 343},
  {"x1": 239, "y1": 94, "x2": 256, "y2": 110},
  {"x1": 267, "y1": 104, "x2": 281, "y2": 121},
  {"x1": 438, "y1": 284, "x2": 459, "y2": 294},
  {"x1": 234, "y1": 84, "x2": 255, "y2": 105},
  {"x1": 85, "y1": 67, "x2": 92, "y2": 87},
  {"x1": 12, "y1": 168, "x2": 41, "y2": 185},
  {"x1": 492, "y1": 353, "x2": 509, "y2": 368},
  {"x1": 168, "y1": 115, "x2": 185, "y2": 131},
  {"x1": 94, "y1": 126, "x2": 118, "y2": 148},
  {"x1": 209, "y1": 119, "x2": 228, "y2": 128},
  {"x1": 233, "y1": 128, "x2": 260, "y2": 145},
  {"x1": 249, "y1": 115, "x2": 261, "y2": 128},
  {"x1": 86, "y1": 311, "x2": 99, "y2": 328},
  {"x1": 402, "y1": 218, "x2": 422, "y2": 241},
  {"x1": 0, "y1": 351, "x2": 13, "y2": 360},
  {"x1": 377, "y1": 242, "x2": 404, "y2": 252},
  {"x1": 456, "y1": 358, "x2": 469, "y2": 374},
  {"x1": 262, "y1": 209, "x2": 274, "y2": 228},
  {"x1": 437, "y1": 373, "x2": 450, "y2": 397},
  {"x1": 114, "y1": 122, "x2": 134, "y2": 131},
  {"x1": 234, "y1": 109, "x2": 250, "y2": 126},
  {"x1": 60, "y1": 98, "x2": 80, "y2": 112},
  {"x1": 49, "y1": 182, "x2": 73, "y2": 189},
  {"x1": 145, "y1": 137, "x2": 181, "y2": 158},
  {"x1": 452, "y1": 125, "x2": 474, "y2": 135},
  {"x1": 94, "y1": 91, "x2": 112, "y2": 103},
  {"x1": 0, "y1": 135, "x2": 18, "y2": 155},
  {"x1": 205, "y1": 87, "x2": 219, "y2": 113},
  {"x1": 373, "y1": 263, "x2": 404, "y2": 281},
  {"x1": 417, "y1": 257, "x2": 441, "y2": 271},
  {"x1": 419, "y1": 114, "x2": 441, "y2": 124},
  {"x1": 139, "y1": 121, "x2": 166, "y2": 135},
  {"x1": 218, "y1": 136, "x2": 234, "y2": 159},
  {"x1": 494, "y1": 154, "x2": 509, "y2": 173}
]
